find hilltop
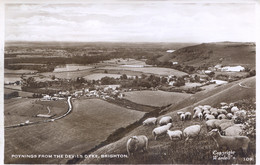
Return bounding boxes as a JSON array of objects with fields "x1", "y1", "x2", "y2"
[{"x1": 158, "y1": 42, "x2": 255, "y2": 69}]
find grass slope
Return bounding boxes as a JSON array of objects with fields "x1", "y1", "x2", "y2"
[
  {"x1": 4, "y1": 98, "x2": 144, "y2": 164},
  {"x1": 82, "y1": 76, "x2": 255, "y2": 164},
  {"x1": 158, "y1": 42, "x2": 255, "y2": 68},
  {"x1": 124, "y1": 90, "x2": 192, "y2": 107}
]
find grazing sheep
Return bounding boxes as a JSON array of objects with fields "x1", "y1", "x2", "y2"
[
  {"x1": 231, "y1": 106, "x2": 239, "y2": 113},
  {"x1": 229, "y1": 103, "x2": 235, "y2": 107},
  {"x1": 185, "y1": 112, "x2": 192, "y2": 120},
  {"x1": 159, "y1": 116, "x2": 173, "y2": 126},
  {"x1": 143, "y1": 117, "x2": 157, "y2": 125},
  {"x1": 203, "y1": 110, "x2": 211, "y2": 115},
  {"x1": 226, "y1": 113, "x2": 233, "y2": 119},
  {"x1": 193, "y1": 107, "x2": 202, "y2": 113},
  {"x1": 167, "y1": 130, "x2": 182, "y2": 140},
  {"x1": 211, "y1": 111, "x2": 218, "y2": 118},
  {"x1": 183, "y1": 125, "x2": 201, "y2": 141},
  {"x1": 221, "y1": 105, "x2": 229, "y2": 110},
  {"x1": 220, "y1": 102, "x2": 227, "y2": 106},
  {"x1": 217, "y1": 109, "x2": 228, "y2": 114},
  {"x1": 203, "y1": 105, "x2": 211, "y2": 110},
  {"x1": 177, "y1": 111, "x2": 184, "y2": 115},
  {"x1": 224, "y1": 124, "x2": 244, "y2": 136},
  {"x1": 180, "y1": 113, "x2": 185, "y2": 121},
  {"x1": 217, "y1": 114, "x2": 227, "y2": 120},
  {"x1": 205, "y1": 114, "x2": 215, "y2": 120},
  {"x1": 152, "y1": 123, "x2": 172, "y2": 140},
  {"x1": 198, "y1": 112, "x2": 203, "y2": 120},
  {"x1": 206, "y1": 119, "x2": 230, "y2": 131},
  {"x1": 126, "y1": 135, "x2": 148, "y2": 156},
  {"x1": 218, "y1": 120, "x2": 235, "y2": 132},
  {"x1": 234, "y1": 110, "x2": 247, "y2": 122},
  {"x1": 208, "y1": 129, "x2": 250, "y2": 154},
  {"x1": 193, "y1": 109, "x2": 202, "y2": 119}
]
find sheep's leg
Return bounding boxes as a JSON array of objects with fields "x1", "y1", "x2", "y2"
[{"x1": 185, "y1": 137, "x2": 189, "y2": 142}]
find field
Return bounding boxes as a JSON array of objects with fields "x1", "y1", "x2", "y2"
[
  {"x1": 53, "y1": 64, "x2": 93, "y2": 72},
  {"x1": 100, "y1": 66, "x2": 188, "y2": 76},
  {"x1": 84, "y1": 73, "x2": 122, "y2": 80},
  {"x1": 4, "y1": 98, "x2": 145, "y2": 164},
  {"x1": 123, "y1": 90, "x2": 192, "y2": 107},
  {"x1": 81, "y1": 76, "x2": 256, "y2": 164}
]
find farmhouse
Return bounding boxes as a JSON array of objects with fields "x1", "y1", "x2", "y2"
[{"x1": 221, "y1": 66, "x2": 245, "y2": 72}]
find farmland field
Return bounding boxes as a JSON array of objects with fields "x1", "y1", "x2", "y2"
[
  {"x1": 4, "y1": 98, "x2": 145, "y2": 164},
  {"x1": 123, "y1": 90, "x2": 192, "y2": 107},
  {"x1": 83, "y1": 73, "x2": 122, "y2": 80},
  {"x1": 100, "y1": 66, "x2": 188, "y2": 76},
  {"x1": 53, "y1": 64, "x2": 93, "y2": 72}
]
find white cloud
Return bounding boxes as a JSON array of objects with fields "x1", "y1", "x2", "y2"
[{"x1": 5, "y1": 3, "x2": 256, "y2": 42}]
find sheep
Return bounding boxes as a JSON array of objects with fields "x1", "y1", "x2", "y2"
[
  {"x1": 217, "y1": 109, "x2": 228, "y2": 114},
  {"x1": 193, "y1": 109, "x2": 202, "y2": 119},
  {"x1": 126, "y1": 135, "x2": 148, "y2": 156},
  {"x1": 226, "y1": 113, "x2": 233, "y2": 119},
  {"x1": 177, "y1": 111, "x2": 184, "y2": 115},
  {"x1": 206, "y1": 119, "x2": 230, "y2": 131},
  {"x1": 221, "y1": 105, "x2": 229, "y2": 110},
  {"x1": 220, "y1": 102, "x2": 227, "y2": 106},
  {"x1": 198, "y1": 112, "x2": 203, "y2": 120},
  {"x1": 210, "y1": 108, "x2": 218, "y2": 117},
  {"x1": 180, "y1": 113, "x2": 185, "y2": 121},
  {"x1": 167, "y1": 130, "x2": 182, "y2": 140},
  {"x1": 159, "y1": 116, "x2": 173, "y2": 126},
  {"x1": 184, "y1": 112, "x2": 192, "y2": 120},
  {"x1": 205, "y1": 114, "x2": 215, "y2": 120},
  {"x1": 231, "y1": 106, "x2": 239, "y2": 113},
  {"x1": 234, "y1": 110, "x2": 247, "y2": 122},
  {"x1": 203, "y1": 105, "x2": 211, "y2": 110},
  {"x1": 143, "y1": 117, "x2": 157, "y2": 125},
  {"x1": 152, "y1": 123, "x2": 172, "y2": 140},
  {"x1": 217, "y1": 120, "x2": 235, "y2": 133},
  {"x1": 224, "y1": 124, "x2": 244, "y2": 136},
  {"x1": 193, "y1": 107, "x2": 202, "y2": 113},
  {"x1": 229, "y1": 103, "x2": 235, "y2": 107},
  {"x1": 203, "y1": 110, "x2": 210, "y2": 116},
  {"x1": 208, "y1": 129, "x2": 250, "y2": 154},
  {"x1": 183, "y1": 125, "x2": 201, "y2": 141},
  {"x1": 217, "y1": 114, "x2": 227, "y2": 120}
]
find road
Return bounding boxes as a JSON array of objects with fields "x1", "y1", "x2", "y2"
[{"x1": 5, "y1": 96, "x2": 73, "y2": 129}]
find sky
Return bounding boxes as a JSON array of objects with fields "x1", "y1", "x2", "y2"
[{"x1": 4, "y1": 2, "x2": 256, "y2": 42}]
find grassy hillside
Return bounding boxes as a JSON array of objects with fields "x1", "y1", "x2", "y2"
[
  {"x1": 4, "y1": 98, "x2": 144, "y2": 164},
  {"x1": 158, "y1": 42, "x2": 255, "y2": 68},
  {"x1": 81, "y1": 76, "x2": 255, "y2": 164}
]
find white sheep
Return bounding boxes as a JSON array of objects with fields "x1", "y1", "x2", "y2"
[
  {"x1": 159, "y1": 116, "x2": 173, "y2": 126},
  {"x1": 208, "y1": 129, "x2": 250, "y2": 154},
  {"x1": 234, "y1": 110, "x2": 247, "y2": 121},
  {"x1": 152, "y1": 123, "x2": 172, "y2": 140},
  {"x1": 185, "y1": 112, "x2": 192, "y2": 120},
  {"x1": 226, "y1": 113, "x2": 233, "y2": 119},
  {"x1": 229, "y1": 103, "x2": 235, "y2": 107},
  {"x1": 198, "y1": 112, "x2": 203, "y2": 120},
  {"x1": 126, "y1": 135, "x2": 148, "y2": 156},
  {"x1": 177, "y1": 111, "x2": 184, "y2": 115},
  {"x1": 180, "y1": 113, "x2": 185, "y2": 121},
  {"x1": 221, "y1": 105, "x2": 229, "y2": 110},
  {"x1": 220, "y1": 102, "x2": 227, "y2": 106},
  {"x1": 193, "y1": 109, "x2": 202, "y2": 119},
  {"x1": 217, "y1": 114, "x2": 227, "y2": 120},
  {"x1": 183, "y1": 125, "x2": 201, "y2": 141},
  {"x1": 231, "y1": 106, "x2": 239, "y2": 113},
  {"x1": 205, "y1": 114, "x2": 215, "y2": 120},
  {"x1": 206, "y1": 119, "x2": 230, "y2": 131},
  {"x1": 217, "y1": 109, "x2": 228, "y2": 114},
  {"x1": 203, "y1": 105, "x2": 211, "y2": 110},
  {"x1": 167, "y1": 130, "x2": 182, "y2": 140},
  {"x1": 218, "y1": 120, "x2": 235, "y2": 132},
  {"x1": 143, "y1": 117, "x2": 157, "y2": 125},
  {"x1": 193, "y1": 107, "x2": 202, "y2": 113},
  {"x1": 203, "y1": 110, "x2": 210, "y2": 116},
  {"x1": 224, "y1": 124, "x2": 244, "y2": 136}
]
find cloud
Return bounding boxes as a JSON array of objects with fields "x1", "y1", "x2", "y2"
[{"x1": 5, "y1": 3, "x2": 256, "y2": 42}]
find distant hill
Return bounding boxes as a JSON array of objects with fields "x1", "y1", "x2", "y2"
[{"x1": 158, "y1": 42, "x2": 255, "y2": 69}]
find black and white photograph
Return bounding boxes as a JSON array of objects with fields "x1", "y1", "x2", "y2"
[{"x1": 1, "y1": 0, "x2": 258, "y2": 164}]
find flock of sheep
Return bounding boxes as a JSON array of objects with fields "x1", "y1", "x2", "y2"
[{"x1": 126, "y1": 102, "x2": 251, "y2": 157}]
